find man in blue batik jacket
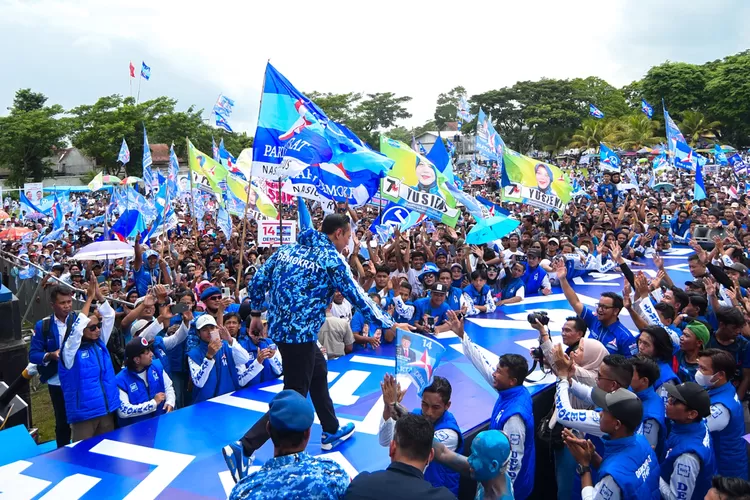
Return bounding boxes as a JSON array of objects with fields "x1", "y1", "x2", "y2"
[{"x1": 223, "y1": 214, "x2": 401, "y2": 483}]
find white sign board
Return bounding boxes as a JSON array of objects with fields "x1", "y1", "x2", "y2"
[
  {"x1": 23, "y1": 182, "x2": 44, "y2": 205},
  {"x1": 258, "y1": 220, "x2": 297, "y2": 247}
]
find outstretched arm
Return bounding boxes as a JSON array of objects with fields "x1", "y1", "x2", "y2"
[
  {"x1": 432, "y1": 441, "x2": 471, "y2": 476},
  {"x1": 553, "y1": 258, "x2": 584, "y2": 316}
]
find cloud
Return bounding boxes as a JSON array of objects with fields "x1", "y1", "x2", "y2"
[{"x1": 1, "y1": 0, "x2": 748, "y2": 136}]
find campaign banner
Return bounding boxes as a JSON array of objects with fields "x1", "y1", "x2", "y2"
[
  {"x1": 262, "y1": 180, "x2": 294, "y2": 205},
  {"x1": 379, "y1": 137, "x2": 460, "y2": 227},
  {"x1": 258, "y1": 220, "x2": 297, "y2": 247},
  {"x1": 502, "y1": 149, "x2": 572, "y2": 211},
  {"x1": 475, "y1": 109, "x2": 504, "y2": 163},
  {"x1": 23, "y1": 182, "x2": 44, "y2": 206},
  {"x1": 395, "y1": 329, "x2": 447, "y2": 396}
]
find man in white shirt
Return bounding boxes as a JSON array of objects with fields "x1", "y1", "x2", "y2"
[{"x1": 329, "y1": 290, "x2": 353, "y2": 321}]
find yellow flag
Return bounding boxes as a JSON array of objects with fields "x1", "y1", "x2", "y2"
[{"x1": 88, "y1": 171, "x2": 103, "y2": 192}]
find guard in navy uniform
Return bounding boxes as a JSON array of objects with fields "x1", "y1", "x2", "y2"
[
  {"x1": 696, "y1": 349, "x2": 748, "y2": 480},
  {"x1": 660, "y1": 382, "x2": 717, "y2": 500},
  {"x1": 378, "y1": 375, "x2": 463, "y2": 496},
  {"x1": 563, "y1": 388, "x2": 661, "y2": 500},
  {"x1": 229, "y1": 390, "x2": 350, "y2": 500}
]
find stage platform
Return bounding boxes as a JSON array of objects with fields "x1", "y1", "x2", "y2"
[{"x1": 0, "y1": 248, "x2": 694, "y2": 499}]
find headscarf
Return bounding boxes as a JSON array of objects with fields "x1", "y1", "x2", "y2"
[{"x1": 573, "y1": 337, "x2": 608, "y2": 371}]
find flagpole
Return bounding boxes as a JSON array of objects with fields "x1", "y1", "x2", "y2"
[
  {"x1": 186, "y1": 137, "x2": 200, "y2": 245},
  {"x1": 136, "y1": 72, "x2": 142, "y2": 104},
  {"x1": 278, "y1": 177, "x2": 283, "y2": 247},
  {"x1": 235, "y1": 61, "x2": 269, "y2": 295}
]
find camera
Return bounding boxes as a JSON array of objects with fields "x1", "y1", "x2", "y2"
[{"x1": 527, "y1": 311, "x2": 549, "y2": 326}]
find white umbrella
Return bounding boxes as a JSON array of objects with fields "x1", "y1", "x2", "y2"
[{"x1": 74, "y1": 240, "x2": 134, "y2": 261}]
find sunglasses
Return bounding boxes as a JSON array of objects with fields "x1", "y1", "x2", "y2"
[
  {"x1": 86, "y1": 324, "x2": 101, "y2": 332},
  {"x1": 207, "y1": 295, "x2": 222, "y2": 301}
]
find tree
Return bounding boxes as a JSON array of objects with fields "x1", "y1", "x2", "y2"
[
  {"x1": 306, "y1": 92, "x2": 362, "y2": 124},
  {"x1": 705, "y1": 50, "x2": 750, "y2": 147},
  {"x1": 572, "y1": 77, "x2": 630, "y2": 118},
  {"x1": 541, "y1": 128, "x2": 572, "y2": 156},
  {"x1": 640, "y1": 62, "x2": 710, "y2": 118},
  {"x1": 0, "y1": 89, "x2": 67, "y2": 186},
  {"x1": 620, "y1": 80, "x2": 645, "y2": 110},
  {"x1": 569, "y1": 119, "x2": 619, "y2": 150},
  {"x1": 434, "y1": 86, "x2": 466, "y2": 130},
  {"x1": 614, "y1": 114, "x2": 662, "y2": 150},
  {"x1": 679, "y1": 110, "x2": 721, "y2": 147}
]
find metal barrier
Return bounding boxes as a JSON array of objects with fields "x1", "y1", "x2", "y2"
[{"x1": 0, "y1": 257, "x2": 86, "y2": 328}]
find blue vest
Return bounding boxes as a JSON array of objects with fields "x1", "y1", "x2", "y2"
[
  {"x1": 499, "y1": 277, "x2": 524, "y2": 301},
  {"x1": 187, "y1": 340, "x2": 240, "y2": 404},
  {"x1": 655, "y1": 361, "x2": 680, "y2": 391},
  {"x1": 241, "y1": 337, "x2": 278, "y2": 386},
  {"x1": 414, "y1": 409, "x2": 463, "y2": 495},
  {"x1": 59, "y1": 339, "x2": 120, "y2": 424},
  {"x1": 463, "y1": 284, "x2": 490, "y2": 307},
  {"x1": 598, "y1": 434, "x2": 660, "y2": 499},
  {"x1": 522, "y1": 265, "x2": 546, "y2": 296},
  {"x1": 636, "y1": 386, "x2": 667, "y2": 459},
  {"x1": 661, "y1": 421, "x2": 716, "y2": 500},
  {"x1": 115, "y1": 364, "x2": 167, "y2": 426},
  {"x1": 490, "y1": 385, "x2": 535, "y2": 500},
  {"x1": 446, "y1": 287, "x2": 463, "y2": 311},
  {"x1": 707, "y1": 382, "x2": 748, "y2": 479},
  {"x1": 151, "y1": 336, "x2": 171, "y2": 375}
]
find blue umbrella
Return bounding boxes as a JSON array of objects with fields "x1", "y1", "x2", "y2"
[{"x1": 465, "y1": 215, "x2": 520, "y2": 245}]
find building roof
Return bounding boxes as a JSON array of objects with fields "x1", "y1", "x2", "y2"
[{"x1": 150, "y1": 144, "x2": 170, "y2": 163}]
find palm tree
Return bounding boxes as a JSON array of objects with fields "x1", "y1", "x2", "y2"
[
  {"x1": 541, "y1": 129, "x2": 571, "y2": 156},
  {"x1": 615, "y1": 114, "x2": 662, "y2": 150},
  {"x1": 679, "y1": 110, "x2": 721, "y2": 146},
  {"x1": 569, "y1": 119, "x2": 619, "y2": 150}
]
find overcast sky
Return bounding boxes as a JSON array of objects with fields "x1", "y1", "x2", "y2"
[{"x1": 2, "y1": 0, "x2": 749, "y2": 136}]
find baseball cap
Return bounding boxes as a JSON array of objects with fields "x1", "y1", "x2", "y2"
[
  {"x1": 269, "y1": 390, "x2": 314, "y2": 432},
  {"x1": 663, "y1": 382, "x2": 711, "y2": 418},
  {"x1": 724, "y1": 262, "x2": 748, "y2": 275},
  {"x1": 435, "y1": 248, "x2": 448, "y2": 257},
  {"x1": 125, "y1": 336, "x2": 152, "y2": 360},
  {"x1": 591, "y1": 388, "x2": 643, "y2": 431},
  {"x1": 548, "y1": 238, "x2": 559, "y2": 245},
  {"x1": 731, "y1": 202, "x2": 740, "y2": 209},
  {"x1": 131, "y1": 319, "x2": 153, "y2": 337},
  {"x1": 195, "y1": 315, "x2": 218, "y2": 331},
  {"x1": 432, "y1": 283, "x2": 449, "y2": 294},
  {"x1": 684, "y1": 278, "x2": 706, "y2": 291},
  {"x1": 450, "y1": 262, "x2": 463, "y2": 270}
]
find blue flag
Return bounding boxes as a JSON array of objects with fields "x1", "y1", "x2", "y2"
[
  {"x1": 714, "y1": 144, "x2": 729, "y2": 166},
  {"x1": 663, "y1": 102, "x2": 687, "y2": 166},
  {"x1": 368, "y1": 202, "x2": 424, "y2": 234},
  {"x1": 20, "y1": 191, "x2": 44, "y2": 218},
  {"x1": 168, "y1": 144, "x2": 180, "y2": 200},
  {"x1": 118, "y1": 138, "x2": 130, "y2": 164},
  {"x1": 252, "y1": 63, "x2": 393, "y2": 180},
  {"x1": 589, "y1": 103, "x2": 604, "y2": 119},
  {"x1": 599, "y1": 143, "x2": 621, "y2": 172},
  {"x1": 476, "y1": 195, "x2": 510, "y2": 216},
  {"x1": 52, "y1": 193, "x2": 64, "y2": 230},
  {"x1": 457, "y1": 95, "x2": 475, "y2": 122},
  {"x1": 142, "y1": 126, "x2": 154, "y2": 194},
  {"x1": 217, "y1": 206, "x2": 232, "y2": 239},
  {"x1": 297, "y1": 196, "x2": 312, "y2": 232},
  {"x1": 395, "y1": 329, "x2": 447, "y2": 396},
  {"x1": 425, "y1": 134, "x2": 454, "y2": 182},
  {"x1": 140, "y1": 62, "x2": 151, "y2": 80},
  {"x1": 110, "y1": 210, "x2": 147, "y2": 242},
  {"x1": 213, "y1": 94, "x2": 235, "y2": 118},
  {"x1": 218, "y1": 138, "x2": 237, "y2": 169},
  {"x1": 641, "y1": 99, "x2": 654, "y2": 119},
  {"x1": 728, "y1": 153, "x2": 748, "y2": 176},
  {"x1": 674, "y1": 140, "x2": 697, "y2": 171},
  {"x1": 694, "y1": 161, "x2": 707, "y2": 201},
  {"x1": 290, "y1": 163, "x2": 382, "y2": 207},
  {"x1": 215, "y1": 114, "x2": 233, "y2": 133},
  {"x1": 475, "y1": 108, "x2": 504, "y2": 163}
]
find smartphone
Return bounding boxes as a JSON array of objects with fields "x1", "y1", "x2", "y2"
[
  {"x1": 171, "y1": 303, "x2": 189, "y2": 315},
  {"x1": 222, "y1": 287, "x2": 232, "y2": 298}
]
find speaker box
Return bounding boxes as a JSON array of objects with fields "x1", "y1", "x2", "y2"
[{"x1": 692, "y1": 225, "x2": 726, "y2": 250}]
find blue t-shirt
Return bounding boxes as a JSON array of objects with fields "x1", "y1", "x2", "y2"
[
  {"x1": 410, "y1": 297, "x2": 450, "y2": 327},
  {"x1": 581, "y1": 306, "x2": 637, "y2": 357}
]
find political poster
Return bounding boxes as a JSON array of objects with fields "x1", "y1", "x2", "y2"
[
  {"x1": 475, "y1": 109, "x2": 505, "y2": 163},
  {"x1": 395, "y1": 329, "x2": 447, "y2": 396},
  {"x1": 258, "y1": 220, "x2": 297, "y2": 247},
  {"x1": 502, "y1": 149, "x2": 572, "y2": 211},
  {"x1": 379, "y1": 137, "x2": 460, "y2": 227},
  {"x1": 23, "y1": 182, "x2": 44, "y2": 206}
]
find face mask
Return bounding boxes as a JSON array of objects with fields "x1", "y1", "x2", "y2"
[{"x1": 695, "y1": 371, "x2": 716, "y2": 388}]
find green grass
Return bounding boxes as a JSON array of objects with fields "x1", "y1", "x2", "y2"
[{"x1": 30, "y1": 383, "x2": 56, "y2": 444}]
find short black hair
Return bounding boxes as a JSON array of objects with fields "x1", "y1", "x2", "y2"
[
  {"x1": 699, "y1": 348, "x2": 737, "y2": 382},
  {"x1": 687, "y1": 294, "x2": 708, "y2": 316},
  {"x1": 375, "y1": 265, "x2": 390, "y2": 275},
  {"x1": 269, "y1": 423, "x2": 307, "y2": 449},
  {"x1": 630, "y1": 355, "x2": 660, "y2": 387},
  {"x1": 687, "y1": 254, "x2": 703, "y2": 264},
  {"x1": 423, "y1": 376, "x2": 452, "y2": 405},
  {"x1": 393, "y1": 414, "x2": 435, "y2": 462},
  {"x1": 50, "y1": 286, "x2": 73, "y2": 303},
  {"x1": 411, "y1": 251, "x2": 426, "y2": 261},
  {"x1": 716, "y1": 306, "x2": 747, "y2": 327},
  {"x1": 670, "y1": 286, "x2": 690, "y2": 311},
  {"x1": 499, "y1": 353, "x2": 528, "y2": 386},
  {"x1": 600, "y1": 292, "x2": 623, "y2": 311},
  {"x1": 639, "y1": 325, "x2": 674, "y2": 364},
  {"x1": 710, "y1": 475, "x2": 750, "y2": 499},
  {"x1": 438, "y1": 268, "x2": 452, "y2": 279},
  {"x1": 602, "y1": 354, "x2": 633, "y2": 388},
  {"x1": 321, "y1": 214, "x2": 350, "y2": 235},
  {"x1": 399, "y1": 281, "x2": 412, "y2": 292},
  {"x1": 223, "y1": 312, "x2": 241, "y2": 324},
  {"x1": 654, "y1": 302, "x2": 676, "y2": 322},
  {"x1": 471, "y1": 270, "x2": 487, "y2": 281},
  {"x1": 565, "y1": 316, "x2": 587, "y2": 336}
]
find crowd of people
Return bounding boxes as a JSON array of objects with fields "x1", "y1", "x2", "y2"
[{"x1": 7, "y1": 148, "x2": 750, "y2": 499}]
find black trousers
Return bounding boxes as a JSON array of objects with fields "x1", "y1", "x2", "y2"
[
  {"x1": 240, "y1": 341, "x2": 339, "y2": 455},
  {"x1": 48, "y1": 384, "x2": 71, "y2": 448}
]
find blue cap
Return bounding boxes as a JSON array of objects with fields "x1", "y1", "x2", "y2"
[
  {"x1": 269, "y1": 390, "x2": 314, "y2": 432},
  {"x1": 200, "y1": 286, "x2": 222, "y2": 301}
]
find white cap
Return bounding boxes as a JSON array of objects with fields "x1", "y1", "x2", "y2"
[
  {"x1": 131, "y1": 319, "x2": 150, "y2": 336},
  {"x1": 196, "y1": 315, "x2": 217, "y2": 331}
]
